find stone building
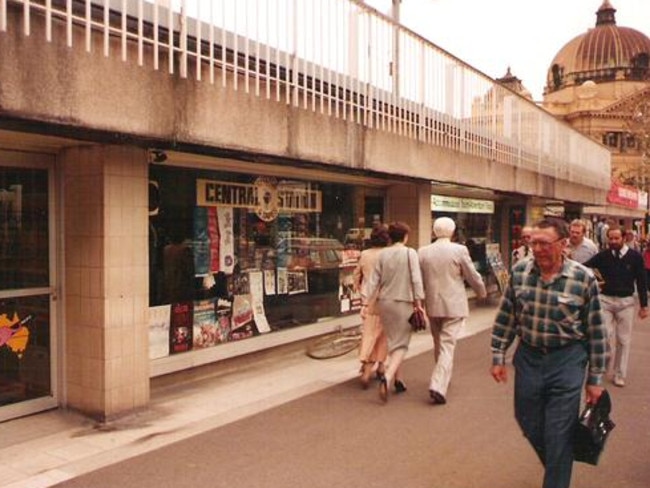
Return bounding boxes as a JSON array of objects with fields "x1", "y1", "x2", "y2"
[{"x1": 542, "y1": 0, "x2": 650, "y2": 225}]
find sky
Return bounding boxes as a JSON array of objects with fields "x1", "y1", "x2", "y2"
[{"x1": 364, "y1": 0, "x2": 650, "y2": 102}]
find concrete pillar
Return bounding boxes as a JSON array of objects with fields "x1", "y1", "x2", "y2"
[
  {"x1": 61, "y1": 145, "x2": 150, "y2": 420},
  {"x1": 386, "y1": 182, "x2": 432, "y2": 248}
]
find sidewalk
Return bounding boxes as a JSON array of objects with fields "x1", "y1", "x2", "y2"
[{"x1": 0, "y1": 302, "x2": 499, "y2": 488}]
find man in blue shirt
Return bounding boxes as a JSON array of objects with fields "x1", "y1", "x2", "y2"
[{"x1": 491, "y1": 218, "x2": 607, "y2": 488}]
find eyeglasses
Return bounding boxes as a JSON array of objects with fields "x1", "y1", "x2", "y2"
[{"x1": 530, "y1": 237, "x2": 564, "y2": 249}]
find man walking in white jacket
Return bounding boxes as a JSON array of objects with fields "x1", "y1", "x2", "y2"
[{"x1": 418, "y1": 217, "x2": 487, "y2": 404}]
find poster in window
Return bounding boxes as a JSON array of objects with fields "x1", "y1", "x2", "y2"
[
  {"x1": 149, "y1": 305, "x2": 171, "y2": 359},
  {"x1": 192, "y1": 298, "x2": 221, "y2": 349},
  {"x1": 264, "y1": 269, "x2": 276, "y2": 295},
  {"x1": 218, "y1": 207, "x2": 235, "y2": 274},
  {"x1": 288, "y1": 269, "x2": 308, "y2": 295},
  {"x1": 230, "y1": 294, "x2": 256, "y2": 341},
  {"x1": 207, "y1": 207, "x2": 220, "y2": 273},
  {"x1": 193, "y1": 207, "x2": 211, "y2": 276},
  {"x1": 339, "y1": 266, "x2": 362, "y2": 313},
  {"x1": 277, "y1": 267, "x2": 288, "y2": 294},
  {"x1": 231, "y1": 294, "x2": 254, "y2": 330},
  {"x1": 215, "y1": 298, "x2": 232, "y2": 343},
  {"x1": 249, "y1": 270, "x2": 270, "y2": 333},
  {"x1": 170, "y1": 301, "x2": 193, "y2": 354}
]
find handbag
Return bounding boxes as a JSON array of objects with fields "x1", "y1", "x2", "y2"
[
  {"x1": 573, "y1": 389, "x2": 615, "y2": 465},
  {"x1": 406, "y1": 249, "x2": 426, "y2": 332},
  {"x1": 408, "y1": 308, "x2": 426, "y2": 332}
]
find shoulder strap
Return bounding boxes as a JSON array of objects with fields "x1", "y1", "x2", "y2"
[{"x1": 406, "y1": 248, "x2": 415, "y2": 301}]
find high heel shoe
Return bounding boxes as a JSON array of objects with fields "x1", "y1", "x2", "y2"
[
  {"x1": 360, "y1": 362, "x2": 373, "y2": 389},
  {"x1": 394, "y1": 379, "x2": 407, "y2": 394},
  {"x1": 378, "y1": 375, "x2": 388, "y2": 403},
  {"x1": 375, "y1": 367, "x2": 385, "y2": 382}
]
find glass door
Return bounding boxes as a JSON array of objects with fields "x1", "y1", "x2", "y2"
[{"x1": 0, "y1": 155, "x2": 57, "y2": 421}]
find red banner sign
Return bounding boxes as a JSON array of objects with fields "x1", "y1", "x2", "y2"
[{"x1": 607, "y1": 181, "x2": 639, "y2": 209}]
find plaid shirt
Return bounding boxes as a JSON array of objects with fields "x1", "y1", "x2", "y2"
[{"x1": 491, "y1": 258, "x2": 608, "y2": 386}]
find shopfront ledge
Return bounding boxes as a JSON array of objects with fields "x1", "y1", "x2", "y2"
[{"x1": 150, "y1": 314, "x2": 362, "y2": 378}]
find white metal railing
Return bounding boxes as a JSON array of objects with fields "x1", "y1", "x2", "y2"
[{"x1": 1, "y1": 0, "x2": 611, "y2": 190}]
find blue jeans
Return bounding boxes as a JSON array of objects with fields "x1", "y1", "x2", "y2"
[{"x1": 513, "y1": 341, "x2": 588, "y2": 488}]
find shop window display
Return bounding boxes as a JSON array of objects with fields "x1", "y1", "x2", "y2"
[{"x1": 148, "y1": 166, "x2": 374, "y2": 358}]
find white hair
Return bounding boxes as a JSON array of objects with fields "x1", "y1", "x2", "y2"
[{"x1": 433, "y1": 217, "x2": 456, "y2": 238}]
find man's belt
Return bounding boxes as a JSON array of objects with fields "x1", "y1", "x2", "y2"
[
  {"x1": 519, "y1": 339, "x2": 582, "y2": 356},
  {"x1": 602, "y1": 291, "x2": 633, "y2": 298}
]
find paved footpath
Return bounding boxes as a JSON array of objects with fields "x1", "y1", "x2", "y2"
[{"x1": 2, "y1": 302, "x2": 650, "y2": 488}]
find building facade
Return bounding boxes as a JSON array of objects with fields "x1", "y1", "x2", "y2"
[
  {"x1": 542, "y1": 0, "x2": 650, "y2": 230},
  {"x1": 0, "y1": 0, "x2": 610, "y2": 421}
]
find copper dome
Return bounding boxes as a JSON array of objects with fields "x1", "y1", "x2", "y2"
[{"x1": 545, "y1": 1, "x2": 650, "y2": 94}]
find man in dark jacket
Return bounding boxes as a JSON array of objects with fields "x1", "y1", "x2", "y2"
[{"x1": 584, "y1": 225, "x2": 648, "y2": 387}]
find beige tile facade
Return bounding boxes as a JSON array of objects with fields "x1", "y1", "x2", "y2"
[{"x1": 62, "y1": 145, "x2": 150, "y2": 420}]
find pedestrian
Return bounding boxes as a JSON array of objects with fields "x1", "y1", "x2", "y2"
[
  {"x1": 418, "y1": 217, "x2": 486, "y2": 405},
  {"x1": 511, "y1": 225, "x2": 533, "y2": 265},
  {"x1": 623, "y1": 229, "x2": 640, "y2": 252},
  {"x1": 490, "y1": 217, "x2": 607, "y2": 488},
  {"x1": 362, "y1": 221, "x2": 425, "y2": 403},
  {"x1": 599, "y1": 219, "x2": 611, "y2": 250},
  {"x1": 643, "y1": 240, "x2": 650, "y2": 292},
  {"x1": 566, "y1": 218, "x2": 598, "y2": 263},
  {"x1": 595, "y1": 218, "x2": 605, "y2": 249},
  {"x1": 583, "y1": 225, "x2": 648, "y2": 387},
  {"x1": 354, "y1": 224, "x2": 390, "y2": 388}
]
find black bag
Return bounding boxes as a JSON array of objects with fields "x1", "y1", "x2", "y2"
[
  {"x1": 573, "y1": 389, "x2": 615, "y2": 465},
  {"x1": 408, "y1": 309, "x2": 426, "y2": 332}
]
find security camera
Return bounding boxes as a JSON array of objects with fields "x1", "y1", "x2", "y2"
[{"x1": 149, "y1": 149, "x2": 168, "y2": 164}]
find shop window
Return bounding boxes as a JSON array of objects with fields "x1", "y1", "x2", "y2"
[
  {"x1": 1, "y1": 166, "x2": 51, "y2": 407},
  {"x1": 0, "y1": 168, "x2": 49, "y2": 290},
  {"x1": 148, "y1": 165, "x2": 381, "y2": 358}
]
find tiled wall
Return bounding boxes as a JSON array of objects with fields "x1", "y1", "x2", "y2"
[
  {"x1": 62, "y1": 145, "x2": 150, "y2": 419},
  {"x1": 386, "y1": 183, "x2": 432, "y2": 249}
]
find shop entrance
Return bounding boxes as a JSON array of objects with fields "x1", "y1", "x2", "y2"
[{"x1": 0, "y1": 154, "x2": 58, "y2": 422}]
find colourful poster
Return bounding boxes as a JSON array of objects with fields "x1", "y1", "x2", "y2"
[
  {"x1": 193, "y1": 207, "x2": 211, "y2": 276},
  {"x1": 170, "y1": 301, "x2": 193, "y2": 353},
  {"x1": 207, "y1": 207, "x2": 220, "y2": 273},
  {"x1": 215, "y1": 298, "x2": 233, "y2": 343},
  {"x1": 231, "y1": 294, "x2": 254, "y2": 331},
  {"x1": 230, "y1": 294, "x2": 256, "y2": 341},
  {"x1": 192, "y1": 299, "x2": 220, "y2": 349}
]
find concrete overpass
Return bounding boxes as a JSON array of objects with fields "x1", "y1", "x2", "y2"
[{"x1": 0, "y1": 0, "x2": 611, "y2": 421}]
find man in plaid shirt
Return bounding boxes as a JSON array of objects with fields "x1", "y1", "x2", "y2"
[{"x1": 490, "y1": 218, "x2": 607, "y2": 488}]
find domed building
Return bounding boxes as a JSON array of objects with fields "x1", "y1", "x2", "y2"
[
  {"x1": 543, "y1": 0, "x2": 650, "y2": 225},
  {"x1": 496, "y1": 67, "x2": 533, "y2": 100}
]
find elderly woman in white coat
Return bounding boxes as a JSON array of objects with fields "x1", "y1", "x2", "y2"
[
  {"x1": 418, "y1": 217, "x2": 486, "y2": 404},
  {"x1": 362, "y1": 221, "x2": 425, "y2": 403}
]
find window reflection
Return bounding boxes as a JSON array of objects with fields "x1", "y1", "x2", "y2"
[{"x1": 0, "y1": 167, "x2": 49, "y2": 290}]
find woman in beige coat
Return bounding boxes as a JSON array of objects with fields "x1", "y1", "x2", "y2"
[
  {"x1": 354, "y1": 225, "x2": 390, "y2": 388},
  {"x1": 363, "y1": 222, "x2": 425, "y2": 403}
]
